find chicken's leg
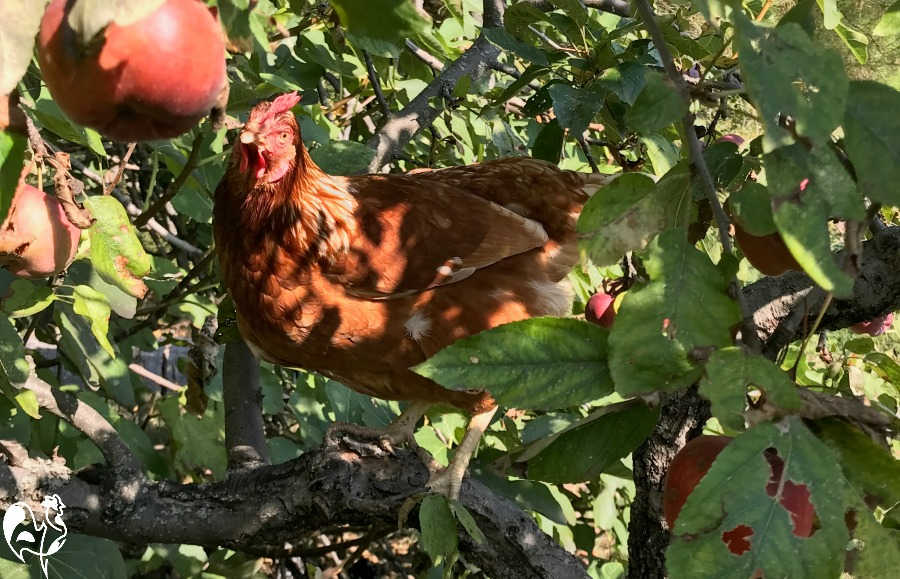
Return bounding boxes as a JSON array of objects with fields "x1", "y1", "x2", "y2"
[
  {"x1": 325, "y1": 400, "x2": 431, "y2": 452},
  {"x1": 427, "y1": 406, "x2": 499, "y2": 500}
]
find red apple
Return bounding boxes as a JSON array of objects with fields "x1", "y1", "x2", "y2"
[
  {"x1": 733, "y1": 222, "x2": 801, "y2": 276},
  {"x1": 663, "y1": 435, "x2": 732, "y2": 529},
  {"x1": 585, "y1": 292, "x2": 615, "y2": 328},
  {"x1": 851, "y1": 312, "x2": 894, "y2": 337},
  {"x1": 38, "y1": 0, "x2": 227, "y2": 141},
  {"x1": 717, "y1": 134, "x2": 745, "y2": 147},
  {"x1": 0, "y1": 184, "x2": 81, "y2": 278}
]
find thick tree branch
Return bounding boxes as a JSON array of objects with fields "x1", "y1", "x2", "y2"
[
  {"x1": 367, "y1": 1, "x2": 506, "y2": 171},
  {"x1": 0, "y1": 436, "x2": 587, "y2": 578},
  {"x1": 223, "y1": 340, "x2": 270, "y2": 470},
  {"x1": 745, "y1": 226, "x2": 900, "y2": 357}
]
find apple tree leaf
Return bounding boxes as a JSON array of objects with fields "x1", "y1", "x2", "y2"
[
  {"x1": 874, "y1": 0, "x2": 900, "y2": 36},
  {"x1": 72, "y1": 284, "x2": 114, "y2": 358},
  {"x1": 625, "y1": 72, "x2": 687, "y2": 135},
  {"x1": 414, "y1": 318, "x2": 613, "y2": 411},
  {"x1": 419, "y1": 494, "x2": 458, "y2": 564},
  {"x1": 727, "y1": 182, "x2": 776, "y2": 236},
  {"x1": 667, "y1": 418, "x2": 849, "y2": 579},
  {"x1": 0, "y1": 0, "x2": 47, "y2": 93},
  {"x1": 0, "y1": 315, "x2": 28, "y2": 387},
  {"x1": 843, "y1": 81, "x2": 900, "y2": 206},
  {"x1": 735, "y1": 17, "x2": 848, "y2": 150},
  {"x1": 527, "y1": 403, "x2": 658, "y2": 483},
  {"x1": 699, "y1": 347, "x2": 801, "y2": 432},
  {"x1": 578, "y1": 167, "x2": 692, "y2": 268},
  {"x1": 83, "y1": 195, "x2": 151, "y2": 298},
  {"x1": 547, "y1": 84, "x2": 604, "y2": 136},
  {"x1": 0, "y1": 130, "x2": 26, "y2": 223},
  {"x1": 66, "y1": 0, "x2": 167, "y2": 46},
  {"x1": 329, "y1": 0, "x2": 433, "y2": 57},
  {"x1": 1, "y1": 278, "x2": 56, "y2": 319},
  {"x1": 609, "y1": 229, "x2": 740, "y2": 396}
]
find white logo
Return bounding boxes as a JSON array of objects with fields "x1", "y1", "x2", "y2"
[{"x1": 3, "y1": 495, "x2": 68, "y2": 578}]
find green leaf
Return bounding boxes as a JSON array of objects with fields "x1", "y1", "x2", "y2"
[
  {"x1": 32, "y1": 88, "x2": 107, "y2": 157},
  {"x1": 549, "y1": 0, "x2": 587, "y2": 27},
  {"x1": 735, "y1": 18, "x2": 848, "y2": 150},
  {"x1": 0, "y1": 130, "x2": 26, "y2": 223},
  {"x1": 419, "y1": 494, "x2": 458, "y2": 563},
  {"x1": 625, "y1": 72, "x2": 687, "y2": 135},
  {"x1": 528, "y1": 403, "x2": 658, "y2": 483},
  {"x1": 72, "y1": 284, "x2": 115, "y2": 358},
  {"x1": 450, "y1": 501, "x2": 486, "y2": 544},
  {"x1": 609, "y1": 229, "x2": 740, "y2": 396},
  {"x1": 727, "y1": 182, "x2": 776, "y2": 236},
  {"x1": 547, "y1": 84, "x2": 604, "y2": 136},
  {"x1": 819, "y1": 0, "x2": 840, "y2": 30},
  {"x1": 531, "y1": 118, "x2": 564, "y2": 164},
  {"x1": 0, "y1": 0, "x2": 47, "y2": 93},
  {"x1": 578, "y1": 167, "x2": 693, "y2": 267},
  {"x1": 13, "y1": 389, "x2": 39, "y2": 419},
  {"x1": 67, "y1": 0, "x2": 166, "y2": 46},
  {"x1": 699, "y1": 347, "x2": 801, "y2": 431},
  {"x1": 483, "y1": 27, "x2": 549, "y2": 66},
  {"x1": 874, "y1": 0, "x2": 900, "y2": 36},
  {"x1": 595, "y1": 63, "x2": 647, "y2": 106},
  {"x1": 1, "y1": 278, "x2": 55, "y2": 319},
  {"x1": 809, "y1": 418, "x2": 900, "y2": 509},
  {"x1": 0, "y1": 315, "x2": 28, "y2": 386},
  {"x1": 843, "y1": 81, "x2": 900, "y2": 206},
  {"x1": 330, "y1": 0, "x2": 433, "y2": 57},
  {"x1": 83, "y1": 196, "x2": 151, "y2": 298},
  {"x1": 309, "y1": 141, "x2": 375, "y2": 175},
  {"x1": 832, "y1": 20, "x2": 869, "y2": 64},
  {"x1": 414, "y1": 318, "x2": 613, "y2": 411},
  {"x1": 158, "y1": 396, "x2": 227, "y2": 479},
  {"x1": 691, "y1": 0, "x2": 739, "y2": 27},
  {"x1": 667, "y1": 418, "x2": 849, "y2": 579},
  {"x1": 42, "y1": 534, "x2": 128, "y2": 579}
]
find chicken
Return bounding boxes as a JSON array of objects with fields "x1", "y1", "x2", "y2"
[{"x1": 213, "y1": 92, "x2": 612, "y2": 499}]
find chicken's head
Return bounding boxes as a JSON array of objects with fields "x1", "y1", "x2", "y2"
[{"x1": 237, "y1": 92, "x2": 302, "y2": 185}]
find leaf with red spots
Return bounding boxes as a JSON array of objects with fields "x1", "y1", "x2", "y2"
[{"x1": 666, "y1": 417, "x2": 849, "y2": 579}]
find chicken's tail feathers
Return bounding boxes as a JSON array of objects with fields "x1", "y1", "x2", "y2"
[{"x1": 579, "y1": 172, "x2": 617, "y2": 197}]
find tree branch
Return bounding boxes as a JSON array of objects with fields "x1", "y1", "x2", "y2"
[
  {"x1": 0, "y1": 436, "x2": 587, "y2": 578},
  {"x1": 223, "y1": 340, "x2": 270, "y2": 471},
  {"x1": 367, "y1": 1, "x2": 507, "y2": 171}
]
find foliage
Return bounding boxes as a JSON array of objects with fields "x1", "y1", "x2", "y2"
[{"x1": 0, "y1": 0, "x2": 898, "y2": 577}]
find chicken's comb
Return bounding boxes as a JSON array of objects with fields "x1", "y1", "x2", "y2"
[{"x1": 261, "y1": 92, "x2": 302, "y2": 120}]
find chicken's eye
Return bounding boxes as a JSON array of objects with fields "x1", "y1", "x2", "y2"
[{"x1": 278, "y1": 132, "x2": 290, "y2": 142}]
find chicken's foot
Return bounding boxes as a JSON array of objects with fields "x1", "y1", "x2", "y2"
[
  {"x1": 426, "y1": 405, "x2": 499, "y2": 501},
  {"x1": 324, "y1": 400, "x2": 431, "y2": 456}
]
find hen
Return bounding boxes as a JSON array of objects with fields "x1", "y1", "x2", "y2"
[{"x1": 213, "y1": 93, "x2": 612, "y2": 498}]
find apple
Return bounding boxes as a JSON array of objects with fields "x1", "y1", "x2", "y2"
[
  {"x1": 851, "y1": 312, "x2": 894, "y2": 337},
  {"x1": 37, "y1": 0, "x2": 227, "y2": 142},
  {"x1": 733, "y1": 221, "x2": 801, "y2": 276},
  {"x1": 663, "y1": 435, "x2": 732, "y2": 529},
  {"x1": 585, "y1": 292, "x2": 615, "y2": 328},
  {"x1": 0, "y1": 183, "x2": 81, "y2": 278},
  {"x1": 664, "y1": 435, "x2": 816, "y2": 540},
  {"x1": 717, "y1": 134, "x2": 745, "y2": 147}
]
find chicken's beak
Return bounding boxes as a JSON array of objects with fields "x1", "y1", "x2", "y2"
[{"x1": 239, "y1": 130, "x2": 257, "y2": 145}]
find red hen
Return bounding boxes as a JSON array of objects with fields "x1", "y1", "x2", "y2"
[{"x1": 213, "y1": 93, "x2": 612, "y2": 498}]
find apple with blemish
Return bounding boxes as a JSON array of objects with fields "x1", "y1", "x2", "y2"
[
  {"x1": 37, "y1": 0, "x2": 227, "y2": 141},
  {"x1": 0, "y1": 183, "x2": 81, "y2": 278}
]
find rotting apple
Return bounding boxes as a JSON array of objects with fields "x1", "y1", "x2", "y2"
[
  {"x1": 37, "y1": 0, "x2": 227, "y2": 142},
  {"x1": 733, "y1": 221, "x2": 802, "y2": 277},
  {"x1": 851, "y1": 312, "x2": 894, "y2": 337},
  {"x1": 585, "y1": 292, "x2": 615, "y2": 328},
  {"x1": 0, "y1": 183, "x2": 81, "y2": 278}
]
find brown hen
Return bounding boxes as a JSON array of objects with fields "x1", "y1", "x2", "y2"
[{"x1": 213, "y1": 93, "x2": 612, "y2": 498}]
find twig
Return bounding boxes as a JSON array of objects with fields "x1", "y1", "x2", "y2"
[
  {"x1": 145, "y1": 217, "x2": 204, "y2": 255},
  {"x1": 576, "y1": 135, "x2": 600, "y2": 173},
  {"x1": 405, "y1": 38, "x2": 445, "y2": 72},
  {"x1": 368, "y1": 0, "x2": 506, "y2": 171},
  {"x1": 135, "y1": 133, "x2": 205, "y2": 227},
  {"x1": 362, "y1": 51, "x2": 390, "y2": 120},
  {"x1": 633, "y1": 0, "x2": 760, "y2": 351},
  {"x1": 128, "y1": 363, "x2": 183, "y2": 392},
  {"x1": 103, "y1": 142, "x2": 137, "y2": 195},
  {"x1": 25, "y1": 369, "x2": 143, "y2": 488},
  {"x1": 524, "y1": 0, "x2": 631, "y2": 17}
]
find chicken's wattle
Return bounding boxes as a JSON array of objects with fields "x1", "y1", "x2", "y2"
[{"x1": 241, "y1": 143, "x2": 267, "y2": 179}]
